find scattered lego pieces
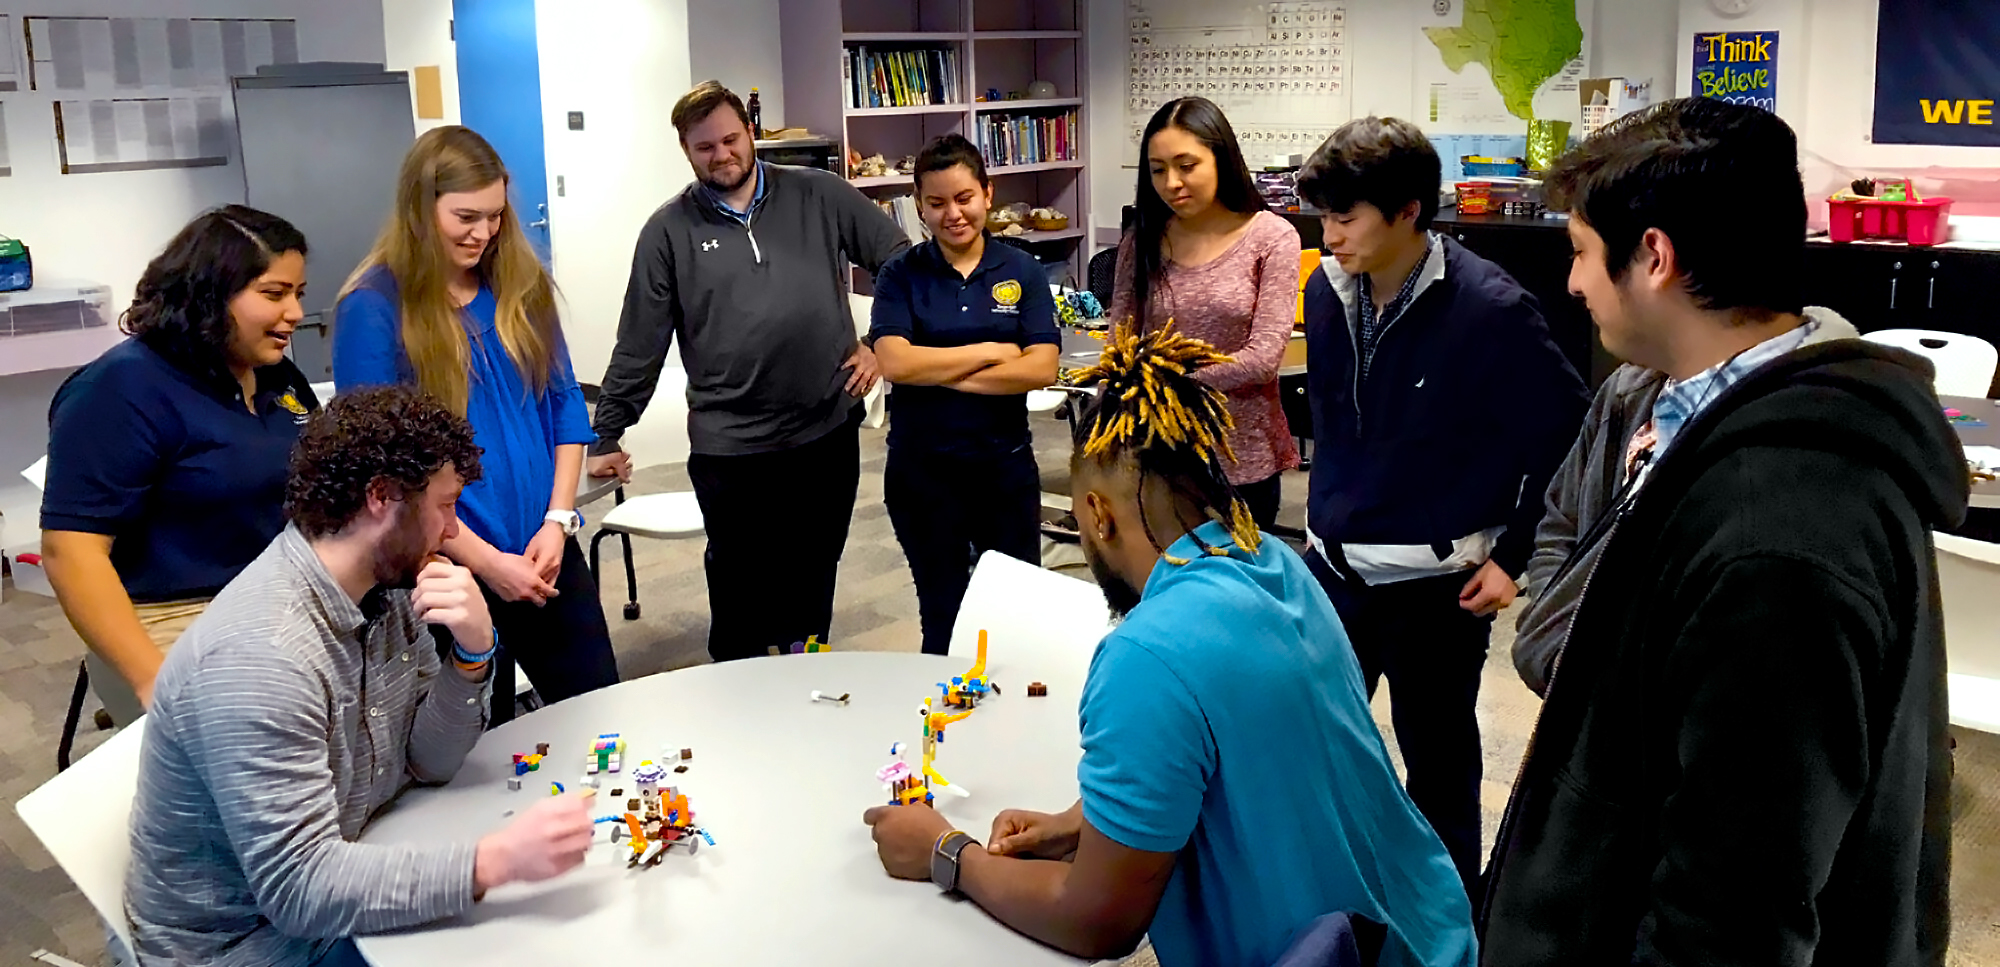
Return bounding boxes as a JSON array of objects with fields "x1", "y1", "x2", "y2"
[
  {"x1": 611, "y1": 788, "x2": 623, "y2": 797},
  {"x1": 550, "y1": 781, "x2": 565, "y2": 795},
  {"x1": 680, "y1": 748, "x2": 694, "y2": 761},
  {"x1": 582, "y1": 774, "x2": 599, "y2": 789},
  {"x1": 506, "y1": 777, "x2": 522, "y2": 791},
  {"x1": 811, "y1": 689, "x2": 851, "y2": 705},
  {"x1": 630, "y1": 760, "x2": 668, "y2": 785},
  {"x1": 1027, "y1": 682, "x2": 1048, "y2": 697},
  {"x1": 789, "y1": 635, "x2": 831, "y2": 654},
  {"x1": 628, "y1": 798, "x2": 642, "y2": 812},
  {"x1": 674, "y1": 765, "x2": 688, "y2": 774}
]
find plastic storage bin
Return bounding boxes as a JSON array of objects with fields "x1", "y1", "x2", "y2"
[{"x1": 1827, "y1": 196, "x2": 1954, "y2": 245}]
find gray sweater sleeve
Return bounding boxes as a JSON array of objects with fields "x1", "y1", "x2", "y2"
[
  {"x1": 403, "y1": 628, "x2": 489, "y2": 785},
  {"x1": 594, "y1": 210, "x2": 679, "y2": 451},
  {"x1": 825, "y1": 173, "x2": 911, "y2": 276},
  {"x1": 184, "y1": 646, "x2": 476, "y2": 939}
]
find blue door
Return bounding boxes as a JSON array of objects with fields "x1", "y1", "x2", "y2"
[{"x1": 454, "y1": 0, "x2": 552, "y2": 263}]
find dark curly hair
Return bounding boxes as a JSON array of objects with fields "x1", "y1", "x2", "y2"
[
  {"x1": 286, "y1": 386, "x2": 484, "y2": 539},
  {"x1": 122, "y1": 205, "x2": 308, "y2": 390}
]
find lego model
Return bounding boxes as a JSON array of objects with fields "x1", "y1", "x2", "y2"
[
  {"x1": 876, "y1": 742, "x2": 927, "y2": 806},
  {"x1": 1027, "y1": 682, "x2": 1048, "y2": 697},
  {"x1": 607, "y1": 782, "x2": 714, "y2": 868},
  {"x1": 789, "y1": 634, "x2": 832, "y2": 655},
  {"x1": 587, "y1": 734, "x2": 626, "y2": 774},
  {"x1": 811, "y1": 689, "x2": 851, "y2": 705},
  {"x1": 938, "y1": 630, "x2": 997, "y2": 709}
]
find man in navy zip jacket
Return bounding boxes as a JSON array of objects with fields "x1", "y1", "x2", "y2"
[{"x1": 1296, "y1": 117, "x2": 1588, "y2": 898}]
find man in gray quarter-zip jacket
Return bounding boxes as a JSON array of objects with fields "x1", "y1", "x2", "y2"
[{"x1": 588, "y1": 81, "x2": 910, "y2": 662}]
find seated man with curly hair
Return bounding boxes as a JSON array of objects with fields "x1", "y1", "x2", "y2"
[{"x1": 126, "y1": 386, "x2": 598, "y2": 967}]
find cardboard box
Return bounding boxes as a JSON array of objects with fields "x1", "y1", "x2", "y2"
[{"x1": 1580, "y1": 77, "x2": 1653, "y2": 138}]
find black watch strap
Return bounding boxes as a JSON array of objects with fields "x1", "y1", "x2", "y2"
[{"x1": 930, "y1": 830, "x2": 978, "y2": 893}]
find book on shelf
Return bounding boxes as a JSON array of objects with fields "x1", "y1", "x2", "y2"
[
  {"x1": 975, "y1": 109, "x2": 1080, "y2": 169},
  {"x1": 872, "y1": 193, "x2": 929, "y2": 245},
  {"x1": 846, "y1": 45, "x2": 959, "y2": 110}
]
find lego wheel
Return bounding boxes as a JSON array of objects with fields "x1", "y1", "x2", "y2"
[
  {"x1": 623, "y1": 602, "x2": 641, "y2": 620},
  {"x1": 687, "y1": 836, "x2": 700, "y2": 856}
]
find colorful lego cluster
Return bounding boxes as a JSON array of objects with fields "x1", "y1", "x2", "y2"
[
  {"x1": 508, "y1": 743, "x2": 551, "y2": 791},
  {"x1": 789, "y1": 634, "x2": 831, "y2": 655},
  {"x1": 936, "y1": 630, "x2": 996, "y2": 710}
]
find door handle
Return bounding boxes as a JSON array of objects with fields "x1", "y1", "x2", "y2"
[
  {"x1": 1929, "y1": 260, "x2": 1940, "y2": 309},
  {"x1": 528, "y1": 202, "x2": 548, "y2": 230},
  {"x1": 1891, "y1": 260, "x2": 1902, "y2": 309}
]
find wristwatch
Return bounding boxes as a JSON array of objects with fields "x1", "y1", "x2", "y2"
[
  {"x1": 930, "y1": 830, "x2": 979, "y2": 893},
  {"x1": 544, "y1": 509, "x2": 582, "y2": 536}
]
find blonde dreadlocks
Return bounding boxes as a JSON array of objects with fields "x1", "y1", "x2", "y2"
[{"x1": 1072, "y1": 320, "x2": 1263, "y2": 558}]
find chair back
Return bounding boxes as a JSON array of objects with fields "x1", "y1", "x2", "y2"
[
  {"x1": 1863, "y1": 329, "x2": 1998, "y2": 397},
  {"x1": 949, "y1": 551, "x2": 1113, "y2": 693},
  {"x1": 1087, "y1": 247, "x2": 1119, "y2": 306},
  {"x1": 17, "y1": 720, "x2": 148, "y2": 954},
  {"x1": 1935, "y1": 532, "x2": 2000, "y2": 732}
]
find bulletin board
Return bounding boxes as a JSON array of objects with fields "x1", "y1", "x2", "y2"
[{"x1": 1125, "y1": 0, "x2": 1351, "y2": 167}]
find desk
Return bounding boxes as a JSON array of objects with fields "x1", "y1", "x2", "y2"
[
  {"x1": 355, "y1": 652, "x2": 1090, "y2": 965},
  {"x1": 1943, "y1": 395, "x2": 2000, "y2": 510},
  {"x1": 576, "y1": 464, "x2": 620, "y2": 509}
]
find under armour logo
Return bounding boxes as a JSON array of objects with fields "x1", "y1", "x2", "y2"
[{"x1": 702, "y1": 239, "x2": 720, "y2": 251}]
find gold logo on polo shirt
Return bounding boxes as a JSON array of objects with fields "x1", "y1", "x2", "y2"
[
  {"x1": 278, "y1": 392, "x2": 308, "y2": 416},
  {"x1": 991, "y1": 280, "x2": 1023, "y2": 306}
]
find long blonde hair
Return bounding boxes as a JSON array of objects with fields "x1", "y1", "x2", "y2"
[{"x1": 341, "y1": 125, "x2": 559, "y2": 415}]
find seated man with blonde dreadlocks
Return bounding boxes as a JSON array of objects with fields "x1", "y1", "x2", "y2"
[{"x1": 863, "y1": 325, "x2": 1476, "y2": 967}]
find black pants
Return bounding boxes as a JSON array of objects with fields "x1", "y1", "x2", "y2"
[
  {"x1": 885, "y1": 445, "x2": 1043, "y2": 655},
  {"x1": 1306, "y1": 549, "x2": 1492, "y2": 899},
  {"x1": 1237, "y1": 472, "x2": 1283, "y2": 532},
  {"x1": 688, "y1": 405, "x2": 862, "y2": 662},
  {"x1": 484, "y1": 535, "x2": 621, "y2": 725}
]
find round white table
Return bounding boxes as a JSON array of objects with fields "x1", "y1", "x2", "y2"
[{"x1": 356, "y1": 652, "x2": 1093, "y2": 965}]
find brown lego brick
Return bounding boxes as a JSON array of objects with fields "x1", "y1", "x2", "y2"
[
  {"x1": 680, "y1": 748, "x2": 693, "y2": 760},
  {"x1": 673, "y1": 764, "x2": 688, "y2": 773},
  {"x1": 1027, "y1": 682, "x2": 1048, "y2": 697}
]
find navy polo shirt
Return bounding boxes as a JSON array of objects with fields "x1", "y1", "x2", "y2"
[
  {"x1": 41, "y1": 338, "x2": 319, "y2": 603},
  {"x1": 868, "y1": 238, "x2": 1059, "y2": 458}
]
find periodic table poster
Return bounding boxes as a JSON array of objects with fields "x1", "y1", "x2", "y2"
[{"x1": 1126, "y1": 1, "x2": 1351, "y2": 166}]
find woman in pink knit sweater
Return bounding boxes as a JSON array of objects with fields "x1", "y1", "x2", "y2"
[{"x1": 1109, "y1": 97, "x2": 1303, "y2": 529}]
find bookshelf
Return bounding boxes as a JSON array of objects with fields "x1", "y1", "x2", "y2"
[{"x1": 780, "y1": 0, "x2": 1090, "y2": 286}]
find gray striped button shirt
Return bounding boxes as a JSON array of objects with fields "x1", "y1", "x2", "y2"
[{"x1": 126, "y1": 524, "x2": 490, "y2": 966}]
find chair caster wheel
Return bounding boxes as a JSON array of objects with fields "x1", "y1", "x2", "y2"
[{"x1": 623, "y1": 603, "x2": 641, "y2": 620}]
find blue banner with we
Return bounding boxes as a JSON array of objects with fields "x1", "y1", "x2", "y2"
[{"x1": 1872, "y1": 0, "x2": 2000, "y2": 146}]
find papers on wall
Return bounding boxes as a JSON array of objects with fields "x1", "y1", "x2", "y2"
[{"x1": 24, "y1": 16, "x2": 299, "y2": 174}]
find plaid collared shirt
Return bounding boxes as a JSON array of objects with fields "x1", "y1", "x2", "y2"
[
  {"x1": 1355, "y1": 233, "x2": 1437, "y2": 382},
  {"x1": 1650, "y1": 315, "x2": 1823, "y2": 460}
]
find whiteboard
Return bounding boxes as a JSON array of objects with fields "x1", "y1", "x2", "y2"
[{"x1": 1126, "y1": 1, "x2": 1352, "y2": 166}]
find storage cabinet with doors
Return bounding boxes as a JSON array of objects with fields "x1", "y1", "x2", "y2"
[{"x1": 1800, "y1": 242, "x2": 2000, "y2": 396}]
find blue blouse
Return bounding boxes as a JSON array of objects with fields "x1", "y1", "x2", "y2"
[{"x1": 332, "y1": 268, "x2": 593, "y2": 555}]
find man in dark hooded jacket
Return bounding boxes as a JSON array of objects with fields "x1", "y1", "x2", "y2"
[{"x1": 1479, "y1": 98, "x2": 1965, "y2": 967}]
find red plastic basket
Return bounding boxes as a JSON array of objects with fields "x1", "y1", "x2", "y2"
[{"x1": 1826, "y1": 195, "x2": 1954, "y2": 245}]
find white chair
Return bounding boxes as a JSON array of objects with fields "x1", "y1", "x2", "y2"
[
  {"x1": 18, "y1": 719, "x2": 148, "y2": 957},
  {"x1": 1863, "y1": 330, "x2": 1998, "y2": 397},
  {"x1": 589, "y1": 491, "x2": 704, "y2": 621},
  {"x1": 948, "y1": 550, "x2": 1114, "y2": 694},
  {"x1": 1935, "y1": 532, "x2": 2000, "y2": 733}
]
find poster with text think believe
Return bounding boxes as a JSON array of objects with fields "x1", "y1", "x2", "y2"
[
  {"x1": 1691, "y1": 31, "x2": 1777, "y2": 111},
  {"x1": 1873, "y1": 0, "x2": 2000, "y2": 146}
]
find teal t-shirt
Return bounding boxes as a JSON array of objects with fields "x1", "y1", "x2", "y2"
[{"x1": 1078, "y1": 521, "x2": 1477, "y2": 967}]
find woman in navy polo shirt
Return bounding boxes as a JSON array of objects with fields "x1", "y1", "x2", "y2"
[
  {"x1": 870, "y1": 135, "x2": 1060, "y2": 655},
  {"x1": 41, "y1": 206, "x2": 319, "y2": 724},
  {"x1": 333, "y1": 125, "x2": 616, "y2": 724}
]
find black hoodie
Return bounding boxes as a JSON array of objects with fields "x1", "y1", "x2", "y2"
[{"x1": 1479, "y1": 340, "x2": 1967, "y2": 967}]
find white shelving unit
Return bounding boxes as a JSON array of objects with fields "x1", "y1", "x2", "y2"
[{"x1": 781, "y1": 0, "x2": 1090, "y2": 286}]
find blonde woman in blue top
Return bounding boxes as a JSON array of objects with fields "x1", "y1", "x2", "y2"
[{"x1": 333, "y1": 126, "x2": 617, "y2": 724}]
